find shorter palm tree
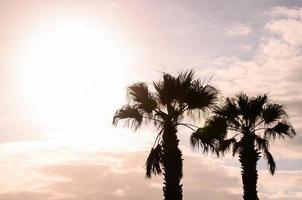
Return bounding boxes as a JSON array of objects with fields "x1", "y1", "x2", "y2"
[{"x1": 191, "y1": 93, "x2": 295, "y2": 200}]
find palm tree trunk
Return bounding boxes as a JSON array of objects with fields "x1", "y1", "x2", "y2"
[
  {"x1": 239, "y1": 134, "x2": 260, "y2": 200},
  {"x1": 161, "y1": 121, "x2": 183, "y2": 200}
]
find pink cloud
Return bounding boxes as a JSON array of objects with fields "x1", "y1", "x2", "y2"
[{"x1": 0, "y1": 144, "x2": 301, "y2": 200}]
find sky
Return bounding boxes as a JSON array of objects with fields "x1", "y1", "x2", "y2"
[{"x1": 0, "y1": 0, "x2": 302, "y2": 199}]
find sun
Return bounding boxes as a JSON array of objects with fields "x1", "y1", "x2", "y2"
[{"x1": 18, "y1": 20, "x2": 130, "y2": 142}]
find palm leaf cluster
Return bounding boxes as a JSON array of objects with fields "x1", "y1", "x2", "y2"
[
  {"x1": 114, "y1": 71, "x2": 217, "y2": 127},
  {"x1": 191, "y1": 93, "x2": 295, "y2": 173}
]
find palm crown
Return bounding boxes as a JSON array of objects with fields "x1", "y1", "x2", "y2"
[
  {"x1": 191, "y1": 93, "x2": 295, "y2": 174},
  {"x1": 114, "y1": 71, "x2": 217, "y2": 122}
]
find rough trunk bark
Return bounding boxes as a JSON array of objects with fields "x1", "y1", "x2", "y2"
[
  {"x1": 239, "y1": 134, "x2": 260, "y2": 200},
  {"x1": 161, "y1": 121, "x2": 183, "y2": 200}
]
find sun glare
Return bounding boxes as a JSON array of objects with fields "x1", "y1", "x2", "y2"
[{"x1": 18, "y1": 20, "x2": 129, "y2": 142}]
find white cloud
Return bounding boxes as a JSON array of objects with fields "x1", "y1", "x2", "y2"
[
  {"x1": 259, "y1": 170, "x2": 302, "y2": 200},
  {"x1": 269, "y1": 6, "x2": 302, "y2": 20},
  {"x1": 109, "y1": 1, "x2": 119, "y2": 8},
  {"x1": 258, "y1": 38, "x2": 300, "y2": 58},
  {"x1": 227, "y1": 24, "x2": 252, "y2": 36},
  {"x1": 266, "y1": 18, "x2": 302, "y2": 46},
  {"x1": 240, "y1": 45, "x2": 253, "y2": 51}
]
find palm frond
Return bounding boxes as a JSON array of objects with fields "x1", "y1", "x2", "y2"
[
  {"x1": 232, "y1": 141, "x2": 242, "y2": 156},
  {"x1": 153, "y1": 73, "x2": 177, "y2": 105},
  {"x1": 112, "y1": 105, "x2": 143, "y2": 130},
  {"x1": 218, "y1": 138, "x2": 236, "y2": 155},
  {"x1": 262, "y1": 103, "x2": 287, "y2": 124},
  {"x1": 206, "y1": 116, "x2": 228, "y2": 139},
  {"x1": 263, "y1": 148, "x2": 276, "y2": 175},
  {"x1": 236, "y1": 93, "x2": 268, "y2": 124},
  {"x1": 264, "y1": 121, "x2": 296, "y2": 139},
  {"x1": 175, "y1": 70, "x2": 196, "y2": 102},
  {"x1": 236, "y1": 93, "x2": 250, "y2": 119},
  {"x1": 145, "y1": 144, "x2": 162, "y2": 178},
  {"x1": 190, "y1": 128, "x2": 218, "y2": 153},
  {"x1": 190, "y1": 116, "x2": 227, "y2": 153},
  {"x1": 185, "y1": 80, "x2": 219, "y2": 111},
  {"x1": 128, "y1": 82, "x2": 157, "y2": 113},
  {"x1": 214, "y1": 97, "x2": 240, "y2": 128},
  {"x1": 215, "y1": 97, "x2": 237, "y2": 116},
  {"x1": 249, "y1": 94, "x2": 268, "y2": 123},
  {"x1": 255, "y1": 135, "x2": 269, "y2": 150},
  {"x1": 177, "y1": 70, "x2": 195, "y2": 89}
]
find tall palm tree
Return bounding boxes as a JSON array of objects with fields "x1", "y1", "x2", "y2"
[
  {"x1": 113, "y1": 70, "x2": 218, "y2": 200},
  {"x1": 191, "y1": 93, "x2": 295, "y2": 200}
]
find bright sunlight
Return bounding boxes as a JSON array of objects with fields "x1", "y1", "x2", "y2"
[{"x1": 18, "y1": 19, "x2": 130, "y2": 142}]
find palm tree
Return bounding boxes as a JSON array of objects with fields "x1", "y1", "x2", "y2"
[
  {"x1": 113, "y1": 70, "x2": 218, "y2": 200},
  {"x1": 191, "y1": 93, "x2": 295, "y2": 200}
]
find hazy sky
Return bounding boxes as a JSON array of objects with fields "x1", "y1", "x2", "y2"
[{"x1": 0, "y1": 0, "x2": 302, "y2": 199}]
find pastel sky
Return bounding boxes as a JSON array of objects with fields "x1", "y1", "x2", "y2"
[{"x1": 0, "y1": 0, "x2": 302, "y2": 199}]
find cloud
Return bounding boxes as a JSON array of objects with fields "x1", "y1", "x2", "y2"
[
  {"x1": 0, "y1": 191, "x2": 54, "y2": 200},
  {"x1": 258, "y1": 38, "x2": 300, "y2": 58},
  {"x1": 109, "y1": 1, "x2": 119, "y2": 8},
  {"x1": 266, "y1": 18, "x2": 302, "y2": 46},
  {"x1": 227, "y1": 24, "x2": 252, "y2": 36},
  {"x1": 0, "y1": 150, "x2": 241, "y2": 200},
  {"x1": 37, "y1": 152, "x2": 242, "y2": 200},
  {"x1": 259, "y1": 170, "x2": 302, "y2": 200},
  {"x1": 0, "y1": 145, "x2": 301, "y2": 200},
  {"x1": 269, "y1": 6, "x2": 302, "y2": 20},
  {"x1": 240, "y1": 45, "x2": 253, "y2": 51}
]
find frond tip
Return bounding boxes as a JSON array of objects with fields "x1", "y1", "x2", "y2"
[
  {"x1": 145, "y1": 144, "x2": 162, "y2": 178},
  {"x1": 255, "y1": 136, "x2": 269, "y2": 150},
  {"x1": 262, "y1": 103, "x2": 287, "y2": 124},
  {"x1": 263, "y1": 148, "x2": 276, "y2": 175},
  {"x1": 264, "y1": 121, "x2": 296, "y2": 139},
  {"x1": 128, "y1": 82, "x2": 157, "y2": 113},
  {"x1": 190, "y1": 128, "x2": 218, "y2": 153},
  {"x1": 112, "y1": 105, "x2": 143, "y2": 130},
  {"x1": 218, "y1": 138, "x2": 236, "y2": 156}
]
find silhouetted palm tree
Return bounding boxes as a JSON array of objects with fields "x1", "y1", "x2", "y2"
[
  {"x1": 191, "y1": 93, "x2": 295, "y2": 200},
  {"x1": 113, "y1": 70, "x2": 218, "y2": 200}
]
